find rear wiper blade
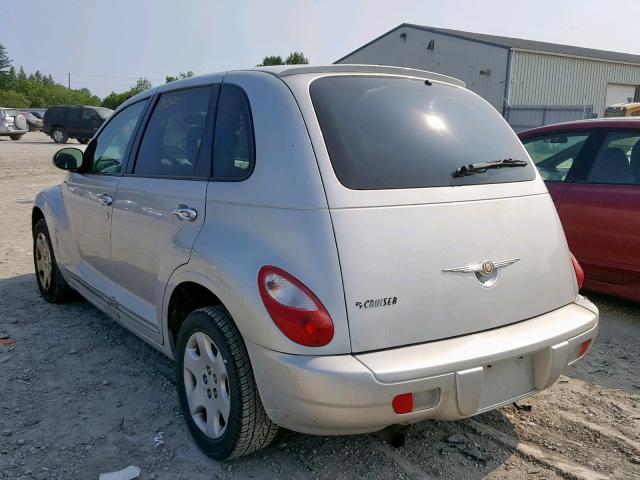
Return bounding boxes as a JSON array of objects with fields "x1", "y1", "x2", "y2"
[{"x1": 452, "y1": 158, "x2": 528, "y2": 178}]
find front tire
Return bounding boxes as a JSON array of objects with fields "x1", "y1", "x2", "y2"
[
  {"x1": 10, "y1": 134, "x2": 23, "y2": 141},
  {"x1": 33, "y1": 219, "x2": 75, "y2": 303},
  {"x1": 176, "y1": 306, "x2": 279, "y2": 460},
  {"x1": 51, "y1": 127, "x2": 68, "y2": 144}
]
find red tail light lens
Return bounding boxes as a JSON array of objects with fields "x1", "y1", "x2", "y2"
[
  {"x1": 392, "y1": 393, "x2": 413, "y2": 414},
  {"x1": 570, "y1": 252, "x2": 584, "y2": 289},
  {"x1": 258, "y1": 266, "x2": 334, "y2": 347},
  {"x1": 578, "y1": 339, "x2": 591, "y2": 358}
]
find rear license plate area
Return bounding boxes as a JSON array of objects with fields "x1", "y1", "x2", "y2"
[{"x1": 479, "y1": 354, "x2": 535, "y2": 411}]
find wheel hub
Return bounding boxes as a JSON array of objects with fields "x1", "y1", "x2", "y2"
[
  {"x1": 183, "y1": 332, "x2": 230, "y2": 439},
  {"x1": 35, "y1": 233, "x2": 52, "y2": 290}
]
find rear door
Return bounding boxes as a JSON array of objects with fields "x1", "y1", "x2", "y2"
[
  {"x1": 304, "y1": 75, "x2": 577, "y2": 352},
  {"x1": 109, "y1": 84, "x2": 216, "y2": 341},
  {"x1": 65, "y1": 107, "x2": 83, "y2": 137},
  {"x1": 559, "y1": 130, "x2": 640, "y2": 285}
]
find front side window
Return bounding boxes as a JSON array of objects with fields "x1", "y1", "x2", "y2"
[
  {"x1": 586, "y1": 132, "x2": 640, "y2": 185},
  {"x1": 310, "y1": 75, "x2": 535, "y2": 190},
  {"x1": 522, "y1": 133, "x2": 590, "y2": 182},
  {"x1": 134, "y1": 87, "x2": 212, "y2": 177},
  {"x1": 86, "y1": 100, "x2": 147, "y2": 174},
  {"x1": 212, "y1": 85, "x2": 255, "y2": 180}
]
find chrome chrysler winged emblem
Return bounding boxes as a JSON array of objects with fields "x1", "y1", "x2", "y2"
[{"x1": 442, "y1": 258, "x2": 520, "y2": 288}]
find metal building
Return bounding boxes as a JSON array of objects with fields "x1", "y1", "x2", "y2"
[{"x1": 335, "y1": 24, "x2": 640, "y2": 128}]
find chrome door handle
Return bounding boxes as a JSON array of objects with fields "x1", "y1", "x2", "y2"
[
  {"x1": 170, "y1": 207, "x2": 198, "y2": 221},
  {"x1": 97, "y1": 193, "x2": 113, "y2": 206}
]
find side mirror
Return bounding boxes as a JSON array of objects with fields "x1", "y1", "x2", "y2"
[{"x1": 53, "y1": 148, "x2": 85, "y2": 171}]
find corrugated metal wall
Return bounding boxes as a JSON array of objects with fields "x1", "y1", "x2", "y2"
[
  {"x1": 337, "y1": 26, "x2": 510, "y2": 110},
  {"x1": 508, "y1": 50, "x2": 640, "y2": 117}
]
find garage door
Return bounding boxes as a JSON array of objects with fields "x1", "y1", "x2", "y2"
[{"x1": 605, "y1": 84, "x2": 637, "y2": 107}]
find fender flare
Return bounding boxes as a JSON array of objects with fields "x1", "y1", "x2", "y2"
[{"x1": 33, "y1": 185, "x2": 71, "y2": 262}]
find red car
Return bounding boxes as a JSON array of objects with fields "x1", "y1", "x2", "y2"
[{"x1": 519, "y1": 118, "x2": 640, "y2": 302}]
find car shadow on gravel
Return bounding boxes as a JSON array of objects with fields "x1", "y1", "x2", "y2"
[
  {"x1": 565, "y1": 293, "x2": 640, "y2": 395},
  {"x1": 0, "y1": 273, "x2": 520, "y2": 478}
]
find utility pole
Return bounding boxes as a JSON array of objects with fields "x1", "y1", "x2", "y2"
[{"x1": 67, "y1": 73, "x2": 71, "y2": 105}]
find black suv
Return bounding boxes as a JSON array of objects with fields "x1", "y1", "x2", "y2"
[{"x1": 43, "y1": 106, "x2": 113, "y2": 144}]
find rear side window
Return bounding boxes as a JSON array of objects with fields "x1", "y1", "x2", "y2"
[
  {"x1": 587, "y1": 132, "x2": 640, "y2": 185},
  {"x1": 134, "y1": 87, "x2": 212, "y2": 177},
  {"x1": 212, "y1": 85, "x2": 254, "y2": 180},
  {"x1": 310, "y1": 76, "x2": 535, "y2": 190},
  {"x1": 522, "y1": 133, "x2": 590, "y2": 182}
]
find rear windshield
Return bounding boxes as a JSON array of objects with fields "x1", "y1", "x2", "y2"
[
  {"x1": 94, "y1": 107, "x2": 113, "y2": 119},
  {"x1": 310, "y1": 76, "x2": 535, "y2": 189}
]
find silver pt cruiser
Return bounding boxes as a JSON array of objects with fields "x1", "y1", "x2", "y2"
[{"x1": 32, "y1": 65, "x2": 599, "y2": 459}]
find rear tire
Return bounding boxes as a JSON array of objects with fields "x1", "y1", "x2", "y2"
[
  {"x1": 176, "y1": 306, "x2": 279, "y2": 460},
  {"x1": 51, "y1": 127, "x2": 68, "y2": 144},
  {"x1": 9, "y1": 135, "x2": 23, "y2": 141},
  {"x1": 33, "y1": 219, "x2": 75, "y2": 303}
]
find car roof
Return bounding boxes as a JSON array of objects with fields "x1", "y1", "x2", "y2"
[
  {"x1": 121, "y1": 64, "x2": 466, "y2": 110},
  {"x1": 518, "y1": 117, "x2": 640, "y2": 137}
]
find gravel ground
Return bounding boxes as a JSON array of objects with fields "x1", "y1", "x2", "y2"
[{"x1": 0, "y1": 133, "x2": 639, "y2": 480}]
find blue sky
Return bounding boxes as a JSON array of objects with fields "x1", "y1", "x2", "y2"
[{"x1": 3, "y1": 0, "x2": 640, "y2": 98}]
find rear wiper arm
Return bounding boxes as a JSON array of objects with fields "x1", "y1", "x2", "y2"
[{"x1": 452, "y1": 158, "x2": 528, "y2": 178}]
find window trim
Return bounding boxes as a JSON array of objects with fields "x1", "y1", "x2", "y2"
[
  {"x1": 580, "y1": 128, "x2": 640, "y2": 187},
  {"x1": 521, "y1": 130, "x2": 599, "y2": 184},
  {"x1": 82, "y1": 97, "x2": 152, "y2": 177},
  {"x1": 125, "y1": 84, "x2": 216, "y2": 181},
  {"x1": 209, "y1": 83, "x2": 256, "y2": 183}
]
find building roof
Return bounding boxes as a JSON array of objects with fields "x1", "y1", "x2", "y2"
[{"x1": 337, "y1": 23, "x2": 640, "y2": 66}]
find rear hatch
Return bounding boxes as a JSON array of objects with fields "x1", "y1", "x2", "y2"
[{"x1": 307, "y1": 75, "x2": 577, "y2": 352}]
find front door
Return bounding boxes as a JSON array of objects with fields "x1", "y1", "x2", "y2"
[
  {"x1": 110, "y1": 85, "x2": 215, "y2": 340},
  {"x1": 521, "y1": 131, "x2": 593, "y2": 208},
  {"x1": 61, "y1": 100, "x2": 149, "y2": 308},
  {"x1": 559, "y1": 131, "x2": 640, "y2": 285}
]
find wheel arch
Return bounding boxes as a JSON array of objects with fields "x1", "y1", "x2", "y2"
[
  {"x1": 32, "y1": 186, "x2": 72, "y2": 267},
  {"x1": 163, "y1": 271, "x2": 229, "y2": 356}
]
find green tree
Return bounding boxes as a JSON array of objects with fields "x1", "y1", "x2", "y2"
[
  {"x1": 166, "y1": 71, "x2": 194, "y2": 83},
  {"x1": 101, "y1": 77, "x2": 152, "y2": 110},
  {"x1": 0, "y1": 44, "x2": 101, "y2": 108},
  {"x1": 258, "y1": 55, "x2": 284, "y2": 66},
  {"x1": 0, "y1": 43, "x2": 11, "y2": 74},
  {"x1": 0, "y1": 90, "x2": 29, "y2": 108},
  {"x1": 284, "y1": 51, "x2": 309, "y2": 65}
]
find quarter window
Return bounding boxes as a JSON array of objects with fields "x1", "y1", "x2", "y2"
[
  {"x1": 86, "y1": 100, "x2": 147, "y2": 174},
  {"x1": 212, "y1": 85, "x2": 255, "y2": 180},
  {"x1": 587, "y1": 132, "x2": 640, "y2": 185},
  {"x1": 134, "y1": 87, "x2": 213, "y2": 177},
  {"x1": 522, "y1": 133, "x2": 590, "y2": 182}
]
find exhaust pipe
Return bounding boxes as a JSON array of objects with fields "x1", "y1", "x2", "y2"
[{"x1": 370, "y1": 425, "x2": 407, "y2": 448}]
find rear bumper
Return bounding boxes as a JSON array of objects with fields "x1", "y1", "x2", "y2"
[
  {"x1": 247, "y1": 296, "x2": 598, "y2": 435},
  {"x1": 0, "y1": 127, "x2": 28, "y2": 136}
]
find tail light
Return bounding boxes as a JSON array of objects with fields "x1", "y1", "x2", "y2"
[
  {"x1": 578, "y1": 339, "x2": 591, "y2": 358},
  {"x1": 570, "y1": 252, "x2": 584, "y2": 289},
  {"x1": 258, "y1": 266, "x2": 334, "y2": 347}
]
